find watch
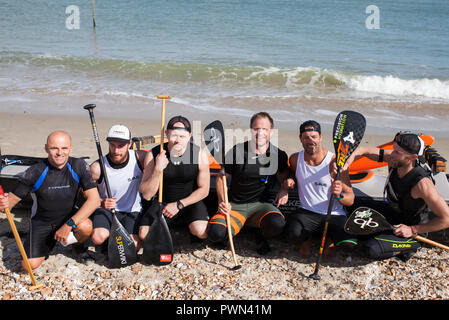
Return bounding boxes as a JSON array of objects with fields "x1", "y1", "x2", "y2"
[
  {"x1": 66, "y1": 218, "x2": 77, "y2": 229},
  {"x1": 177, "y1": 200, "x2": 185, "y2": 211}
]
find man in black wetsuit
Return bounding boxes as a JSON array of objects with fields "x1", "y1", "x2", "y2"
[
  {"x1": 207, "y1": 112, "x2": 289, "y2": 255},
  {"x1": 0, "y1": 131, "x2": 101, "y2": 270},
  {"x1": 139, "y1": 116, "x2": 210, "y2": 241},
  {"x1": 345, "y1": 132, "x2": 449, "y2": 261}
]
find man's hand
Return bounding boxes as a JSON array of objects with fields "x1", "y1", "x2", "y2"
[
  {"x1": 102, "y1": 197, "x2": 117, "y2": 210},
  {"x1": 54, "y1": 224, "x2": 72, "y2": 244},
  {"x1": 0, "y1": 193, "x2": 10, "y2": 212},
  {"x1": 393, "y1": 224, "x2": 415, "y2": 238},
  {"x1": 155, "y1": 150, "x2": 169, "y2": 172},
  {"x1": 275, "y1": 188, "x2": 289, "y2": 207},
  {"x1": 162, "y1": 202, "x2": 179, "y2": 219},
  {"x1": 330, "y1": 178, "x2": 343, "y2": 197},
  {"x1": 217, "y1": 202, "x2": 232, "y2": 216}
]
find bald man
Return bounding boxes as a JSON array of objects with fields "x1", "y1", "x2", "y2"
[{"x1": 0, "y1": 131, "x2": 100, "y2": 270}]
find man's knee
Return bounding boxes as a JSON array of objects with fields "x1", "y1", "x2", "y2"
[
  {"x1": 189, "y1": 221, "x2": 208, "y2": 239},
  {"x1": 260, "y1": 213, "x2": 285, "y2": 238},
  {"x1": 207, "y1": 223, "x2": 227, "y2": 242},
  {"x1": 91, "y1": 228, "x2": 109, "y2": 245},
  {"x1": 75, "y1": 219, "x2": 93, "y2": 242}
]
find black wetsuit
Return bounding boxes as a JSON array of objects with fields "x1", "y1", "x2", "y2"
[
  {"x1": 13, "y1": 157, "x2": 97, "y2": 258},
  {"x1": 140, "y1": 141, "x2": 209, "y2": 226},
  {"x1": 349, "y1": 165, "x2": 432, "y2": 260},
  {"x1": 207, "y1": 141, "x2": 289, "y2": 244}
]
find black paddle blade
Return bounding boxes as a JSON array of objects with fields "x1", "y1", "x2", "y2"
[
  {"x1": 332, "y1": 111, "x2": 366, "y2": 169},
  {"x1": 143, "y1": 207, "x2": 174, "y2": 266},
  {"x1": 108, "y1": 214, "x2": 138, "y2": 268},
  {"x1": 203, "y1": 120, "x2": 225, "y2": 165},
  {"x1": 345, "y1": 207, "x2": 393, "y2": 235}
]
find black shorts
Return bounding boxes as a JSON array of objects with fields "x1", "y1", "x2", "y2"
[
  {"x1": 285, "y1": 207, "x2": 358, "y2": 246},
  {"x1": 91, "y1": 207, "x2": 143, "y2": 235},
  {"x1": 24, "y1": 213, "x2": 73, "y2": 259},
  {"x1": 140, "y1": 200, "x2": 209, "y2": 227}
]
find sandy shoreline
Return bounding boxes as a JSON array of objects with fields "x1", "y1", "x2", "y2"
[{"x1": 1, "y1": 110, "x2": 449, "y2": 302}]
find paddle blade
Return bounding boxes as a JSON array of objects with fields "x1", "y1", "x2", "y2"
[
  {"x1": 332, "y1": 111, "x2": 366, "y2": 169},
  {"x1": 108, "y1": 214, "x2": 138, "y2": 268},
  {"x1": 143, "y1": 208, "x2": 174, "y2": 266},
  {"x1": 203, "y1": 120, "x2": 225, "y2": 165},
  {"x1": 344, "y1": 207, "x2": 393, "y2": 235}
]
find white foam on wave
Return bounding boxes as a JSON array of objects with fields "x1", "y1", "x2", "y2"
[{"x1": 344, "y1": 75, "x2": 449, "y2": 101}]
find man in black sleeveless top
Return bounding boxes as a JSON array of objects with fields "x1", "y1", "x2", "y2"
[
  {"x1": 139, "y1": 116, "x2": 210, "y2": 242},
  {"x1": 346, "y1": 132, "x2": 449, "y2": 260},
  {"x1": 0, "y1": 131, "x2": 100, "y2": 270}
]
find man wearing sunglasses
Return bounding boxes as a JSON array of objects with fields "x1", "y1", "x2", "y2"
[{"x1": 345, "y1": 132, "x2": 449, "y2": 261}]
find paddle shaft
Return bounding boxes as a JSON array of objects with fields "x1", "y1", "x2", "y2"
[
  {"x1": 0, "y1": 186, "x2": 43, "y2": 290},
  {"x1": 158, "y1": 96, "x2": 168, "y2": 204},
  {"x1": 310, "y1": 169, "x2": 341, "y2": 278},
  {"x1": 83, "y1": 105, "x2": 115, "y2": 211},
  {"x1": 221, "y1": 170, "x2": 240, "y2": 268},
  {"x1": 412, "y1": 234, "x2": 449, "y2": 250}
]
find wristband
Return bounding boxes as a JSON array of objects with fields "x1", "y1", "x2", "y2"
[{"x1": 335, "y1": 193, "x2": 344, "y2": 200}]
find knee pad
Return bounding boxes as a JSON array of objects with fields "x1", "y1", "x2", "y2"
[
  {"x1": 260, "y1": 213, "x2": 285, "y2": 239},
  {"x1": 206, "y1": 223, "x2": 227, "y2": 243},
  {"x1": 336, "y1": 239, "x2": 358, "y2": 251}
]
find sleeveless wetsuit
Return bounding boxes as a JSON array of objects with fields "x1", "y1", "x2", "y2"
[
  {"x1": 140, "y1": 141, "x2": 209, "y2": 226},
  {"x1": 350, "y1": 165, "x2": 432, "y2": 260}
]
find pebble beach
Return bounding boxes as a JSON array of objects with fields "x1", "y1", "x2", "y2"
[{"x1": 1, "y1": 113, "x2": 449, "y2": 305}]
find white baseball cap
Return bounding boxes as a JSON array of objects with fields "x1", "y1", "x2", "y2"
[{"x1": 106, "y1": 124, "x2": 131, "y2": 143}]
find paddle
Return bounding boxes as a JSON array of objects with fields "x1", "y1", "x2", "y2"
[
  {"x1": 0, "y1": 185, "x2": 44, "y2": 290},
  {"x1": 204, "y1": 120, "x2": 242, "y2": 271},
  {"x1": 143, "y1": 95, "x2": 174, "y2": 266},
  {"x1": 345, "y1": 206, "x2": 449, "y2": 250},
  {"x1": 309, "y1": 110, "x2": 366, "y2": 280},
  {"x1": 83, "y1": 104, "x2": 137, "y2": 268}
]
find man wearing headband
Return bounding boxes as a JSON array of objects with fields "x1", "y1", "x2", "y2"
[
  {"x1": 139, "y1": 116, "x2": 210, "y2": 242},
  {"x1": 207, "y1": 112, "x2": 289, "y2": 255},
  {"x1": 277, "y1": 120, "x2": 357, "y2": 258},
  {"x1": 345, "y1": 132, "x2": 449, "y2": 261}
]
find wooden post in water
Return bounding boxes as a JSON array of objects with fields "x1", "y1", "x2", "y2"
[{"x1": 92, "y1": 0, "x2": 96, "y2": 28}]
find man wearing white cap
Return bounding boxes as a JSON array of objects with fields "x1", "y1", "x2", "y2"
[
  {"x1": 90, "y1": 124, "x2": 147, "y2": 253},
  {"x1": 345, "y1": 132, "x2": 449, "y2": 261}
]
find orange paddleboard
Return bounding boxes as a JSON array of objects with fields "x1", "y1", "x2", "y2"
[{"x1": 349, "y1": 134, "x2": 435, "y2": 172}]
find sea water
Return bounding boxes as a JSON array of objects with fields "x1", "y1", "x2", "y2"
[{"x1": 0, "y1": 0, "x2": 448, "y2": 136}]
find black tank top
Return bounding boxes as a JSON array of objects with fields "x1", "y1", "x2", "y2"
[
  {"x1": 385, "y1": 165, "x2": 431, "y2": 225},
  {"x1": 151, "y1": 141, "x2": 200, "y2": 203}
]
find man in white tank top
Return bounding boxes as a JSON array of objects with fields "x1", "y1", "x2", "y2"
[
  {"x1": 89, "y1": 125, "x2": 147, "y2": 253},
  {"x1": 276, "y1": 120, "x2": 357, "y2": 258}
]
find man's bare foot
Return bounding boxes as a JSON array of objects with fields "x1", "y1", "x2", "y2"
[
  {"x1": 298, "y1": 237, "x2": 312, "y2": 258},
  {"x1": 324, "y1": 237, "x2": 336, "y2": 260}
]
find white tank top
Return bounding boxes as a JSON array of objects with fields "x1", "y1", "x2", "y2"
[
  {"x1": 98, "y1": 150, "x2": 143, "y2": 213},
  {"x1": 295, "y1": 150, "x2": 346, "y2": 216}
]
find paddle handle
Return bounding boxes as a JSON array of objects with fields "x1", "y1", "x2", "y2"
[
  {"x1": 0, "y1": 186, "x2": 43, "y2": 290},
  {"x1": 413, "y1": 234, "x2": 449, "y2": 251}
]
